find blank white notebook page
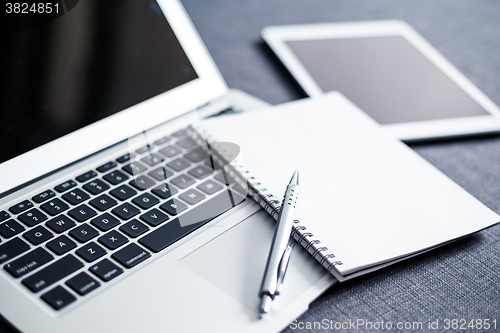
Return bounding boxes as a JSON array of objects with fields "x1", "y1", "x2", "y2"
[{"x1": 201, "y1": 92, "x2": 499, "y2": 277}]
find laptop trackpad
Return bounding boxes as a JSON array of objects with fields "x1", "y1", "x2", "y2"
[{"x1": 180, "y1": 210, "x2": 327, "y2": 312}]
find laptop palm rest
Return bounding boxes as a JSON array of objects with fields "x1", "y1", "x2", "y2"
[{"x1": 180, "y1": 210, "x2": 327, "y2": 312}]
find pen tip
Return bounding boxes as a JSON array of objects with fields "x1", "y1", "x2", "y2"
[
  {"x1": 290, "y1": 170, "x2": 299, "y2": 185},
  {"x1": 260, "y1": 295, "x2": 272, "y2": 314}
]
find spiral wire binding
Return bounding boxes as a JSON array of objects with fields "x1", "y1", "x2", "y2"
[{"x1": 186, "y1": 125, "x2": 343, "y2": 274}]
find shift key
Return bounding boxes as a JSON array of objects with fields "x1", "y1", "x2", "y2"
[{"x1": 22, "y1": 254, "x2": 84, "y2": 292}]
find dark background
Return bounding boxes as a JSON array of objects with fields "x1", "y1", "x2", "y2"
[
  {"x1": 2, "y1": 0, "x2": 500, "y2": 332},
  {"x1": 0, "y1": 0, "x2": 196, "y2": 164}
]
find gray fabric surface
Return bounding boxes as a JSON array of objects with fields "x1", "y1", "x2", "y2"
[{"x1": 180, "y1": 0, "x2": 500, "y2": 332}]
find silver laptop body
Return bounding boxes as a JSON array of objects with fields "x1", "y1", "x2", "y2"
[{"x1": 0, "y1": 1, "x2": 335, "y2": 332}]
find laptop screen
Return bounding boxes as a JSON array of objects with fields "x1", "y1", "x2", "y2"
[{"x1": 0, "y1": 0, "x2": 198, "y2": 165}]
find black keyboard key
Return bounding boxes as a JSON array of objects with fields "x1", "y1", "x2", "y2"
[
  {"x1": 0, "y1": 238, "x2": 30, "y2": 264},
  {"x1": 159, "y1": 199, "x2": 188, "y2": 216},
  {"x1": 141, "y1": 153, "x2": 164, "y2": 167},
  {"x1": 40, "y1": 198, "x2": 70, "y2": 216},
  {"x1": 66, "y1": 272, "x2": 100, "y2": 296},
  {"x1": 170, "y1": 174, "x2": 195, "y2": 189},
  {"x1": 151, "y1": 183, "x2": 178, "y2": 199},
  {"x1": 32, "y1": 190, "x2": 56, "y2": 204},
  {"x1": 22, "y1": 254, "x2": 84, "y2": 292},
  {"x1": 89, "y1": 194, "x2": 117, "y2": 211},
  {"x1": 68, "y1": 204, "x2": 97, "y2": 222},
  {"x1": 187, "y1": 165, "x2": 212, "y2": 179},
  {"x1": 110, "y1": 184, "x2": 137, "y2": 201},
  {"x1": 122, "y1": 161, "x2": 147, "y2": 176},
  {"x1": 76, "y1": 242, "x2": 106, "y2": 263},
  {"x1": 205, "y1": 158, "x2": 222, "y2": 171},
  {"x1": 76, "y1": 170, "x2": 97, "y2": 183},
  {"x1": 119, "y1": 220, "x2": 149, "y2": 238},
  {"x1": 41, "y1": 286, "x2": 76, "y2": 310},
  {"x1": 4, "y1": 248, "x2": 53, "y2": 278},
  {"x1": 62, "y1": 188, "x2": 90, "y2": 205},
  {"x1": 91, "y1": 213, "x2": 120, "y2": 231},
  {"x1": 176, "y1": 137, "x2": 196, "y2": 149},
  {"x1": 179, "y1": 189, "x2": 206, "y2": 205},
  {"x1": 9, "y1": 200, "x2": 34, "y2": 215},
  {"x1": 197, "y1": 179, "x2": 223, "y2": 195},
  {"x1": 98, "y1": 230, "x2": 128, "y2": 250},
  {"x1": 89, "y1": 258, "x2": 123, "y2": 282},
  {"x1": 103, "y1": 170, "x2": 129, "y2": 185},
  {"x1": 69, "y1": 224, "x2": 99, "y2": 243},
  {"x1": 159, "y1": 145, "x2": 181, "y2": 158},
  {"x1": 129, "y1": 175, "x2": 156, "y2": 191},
  {"x1": 96, "y1": 161, "x2": 117, "y2": 173},
  {"x1": 54, "y1": 180, "x2": 77, "y2": 193},
  {"x1": 140, "y1": 208, "x2": 169, "y2": 227},
  {"x1": 211, "y1": 108, "x2": 236, "y2": 116},
  {"x1": 112, "y1": 203, "x2": 140, "y2": 220},
  {"x1": 140, "y1": 190, "x2": 245, "y2": 253},
  {"x1": 0, "y1": 220, "x2": 25, "y2": 238},
  {"x1": 116, "y1": 153, "x2": 135, "y2": 164},
  {"x1": 184, "y1": 147, "x2": 208, "y2": 163},
  {"x1": 46, "y1": 215, "x2": 76, "y2": 234},
  {"x1": 135, "y1": 145, "x2": 151, "y2": 154},
  {"x1": 83, "y1": 179, "x2": 110, "y2": 195},
  {"x1": 18, "y1": 208, "x2": 47, "y2": 227},
  {"x1": 0, "y1": 211, "x2": 10, "y2": 223},
  {"x1": 23, "y1": 226, "x2": 54, "y2": 245},
  {"x1": 166, "y1": 158, "x2": 191, "y2": 172},
  {"x1": 132, "y1": 193, "x2": 159, "y2": 209},
  {"x1": 154, "y1": 136, "x2": 170, "y2": 146},
  {"x1": 148, "y1": 166, "x2": 174, "y2": 181},
  {"x1": 232, "y1": 183, "x2": 248, "y2": 196},
  {"x1": 172, "y1": 129, "x2": 186, "y2": 137},
  {"x1": 46, "y1": 235, "x2": 77, "y2": 256},
  {"x1": 112, "y1": 243, "x2": 150, "y2": 269},
  {"x1": 214, "y1": 171, "x2": 235, "y2": 185}
]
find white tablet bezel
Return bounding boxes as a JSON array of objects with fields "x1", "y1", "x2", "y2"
[
  {"x1": 0, "y1": 0, "x2": 228, "y2": 195},
  {"x1": 262, "y1": 20, "x2": 500, "y2": 142}
]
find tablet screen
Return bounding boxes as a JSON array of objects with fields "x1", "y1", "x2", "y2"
[{"x1": 286, "y1": 36, "x2": 488, "y2": 124}]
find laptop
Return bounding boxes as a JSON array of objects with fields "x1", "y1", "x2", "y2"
[{"x1": 0, "y1": 1, "x2": 335, "y2": 332}]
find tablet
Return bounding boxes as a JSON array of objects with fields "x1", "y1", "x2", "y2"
[{"x1": 262, "y1": 20, "x2": 500, "y2": 141}]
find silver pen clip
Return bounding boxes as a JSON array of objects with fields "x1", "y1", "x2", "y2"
[{"x1": 275, "y1": 243, "x2": 293, "y2": 295}]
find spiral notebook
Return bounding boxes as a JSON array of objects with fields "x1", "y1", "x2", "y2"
[{"x1": 196, "y1": 92, "x2": 500, "y2": 282}]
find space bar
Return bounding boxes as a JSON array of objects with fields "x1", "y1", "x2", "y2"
[{"x1": 139, "y1": 190, "x2": 245, "y2": 253}]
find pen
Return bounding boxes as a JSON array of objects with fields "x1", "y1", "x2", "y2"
[{"x1": 259, "y1": 170, "x2": 299, "y2": 314}]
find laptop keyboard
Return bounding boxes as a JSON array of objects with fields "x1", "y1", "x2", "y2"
[{"x1": 0, "y1": 129, "x2": 245, "y2": 311}]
